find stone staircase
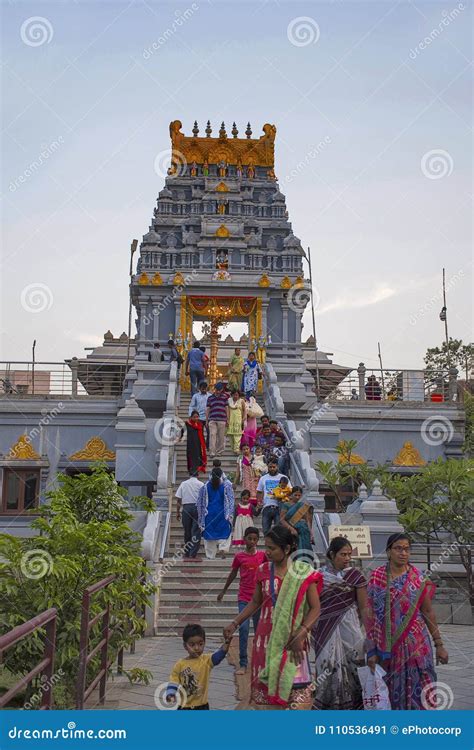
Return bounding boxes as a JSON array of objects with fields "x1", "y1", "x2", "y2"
[{"x1": 155, "y1": 390, "x2": 264, "y2": 637}]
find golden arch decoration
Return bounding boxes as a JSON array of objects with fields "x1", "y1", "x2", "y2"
[
  {"x1": 177, "y1": 295, "x2": 263, "y2": 391},
  {"x1": 393, "y1": 442, "x2": 426, "y2": 467},
  {"x1": 7, "y1": 434, "x2": 41, "y2": 460},
  {"x1": 69, "y1": 437, "x2": 115, "y2": 461}
]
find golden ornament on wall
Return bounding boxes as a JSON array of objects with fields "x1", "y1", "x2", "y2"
[
  {"x1": 138, "y1": 273, "x2": 150, "y2": 286},
  {"x1": 294, "y1": 276, "x2": 305, "y2": 289},
  {"x1": 337, "y1": 441, "x2": 366, "y2": 465},
  {"x1": 172, "y1": 272, "x2": 185, "y2": 285},
  {"x1": 393, "y1": 442, "x2": 426, "y2": 467},
  {"x1": 69, "y1": 437, "x2": 115, "y2": 461},
  {"x1": 258, "y1": 273, "x2": 271, "y2": 288},
  {"x1": 215, "y1": 224, "x2": 230, "y2": 238},
  {"x1": 7, "y1": 434, "x2": 41, "y2": 460},
  {"x1": 280, "y1": 276, "x2": 292, "y2": 289},
  {"x1": 216, "y1": 182, "x2": 228, "y2": 192},
  {"x1": 151, "y1": 273, "x2": 163, "y2": 286}
]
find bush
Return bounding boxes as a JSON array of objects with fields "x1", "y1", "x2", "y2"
[{"x1": 0, "y1": 464, "x2": 156, "y2": 707}]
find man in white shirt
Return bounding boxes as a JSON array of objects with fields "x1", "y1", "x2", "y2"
[
  {"x1": 175, "y1": 472, "x2": 204, "y2": 558},
  {"x1": 256, "y1": 459, "x2": 289, "y2": 536}
]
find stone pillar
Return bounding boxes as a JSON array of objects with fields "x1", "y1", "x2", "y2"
[
  {"x1": 448, "y1": 366, "x2": 458, "y2": 402},
  {"x1": 261, "y1": 300, "x2": 268, "y2": 338},
  {"x1": 359, "y1": 480, "x2": 403, "y2": 559},
  {"x1": 281, "y1": 300, "x2": 289, "y2": 344},
  {"x1": 136, "y1": 299, "x2": 149, "y2": 361},
  {"x1": 70, "y1": 357, "x2": 78, "y2": 396},
  {"x1": 358, "y1": 362, "x2": 366, "y2": 400},
  {"x1": 152, "y1": 301, "x2": 159, "y2": 342}
]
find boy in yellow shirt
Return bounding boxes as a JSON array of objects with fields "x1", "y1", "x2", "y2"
[{"x1": 166, "y1": 624, "x2": 230, "y2": 710}]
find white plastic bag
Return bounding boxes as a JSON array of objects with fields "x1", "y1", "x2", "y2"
[{"x1": 357, "y1": 665, "x2": 391, "y2": 710}]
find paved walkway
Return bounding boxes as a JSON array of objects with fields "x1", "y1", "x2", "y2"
[{"x1": 90, "y1": 624, "x2": 473, "y2": 710}]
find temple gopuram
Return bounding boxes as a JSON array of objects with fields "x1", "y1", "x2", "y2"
[{"x1": 0, "y1": 120, "x2": 467, "y2": 628}]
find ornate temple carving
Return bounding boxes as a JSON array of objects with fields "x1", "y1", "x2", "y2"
[
  {"x1": 69, "y1": 437, "x2": 115, "y2": 461},
  {"x1": 393, "y1": 441, "x2": 426, "y2": 466},
  {"x1": 151, "y1": 273, "x2": 163, "y2": 285},
  {"x1": 169, "y1": 120, "x2": 276, "y2": 168},
  {"x1": 215, "y1": 224, "x2": 230, "y2": 238},
  {"x1": 172, "y1": 272, "x2": 185, "y2": 285},
  {"x1": 7, "y1": 434, "x2": 41, "y2": 460},
  {"x1": 258, "y1": 273, "x2": 271, "y2": 287},
  {"x1": 138, "y1": 273, "x2": 150, "y2": 285},
  {"x1": 280, "y1": 276, "x2": 292, "y2": 289}
]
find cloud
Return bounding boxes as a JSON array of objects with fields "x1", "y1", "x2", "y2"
[
  {"x1": 76, "y1": 334, "x2": 103, "y2": 347},
  {"x1": 317, "y1": 276, "x2": 436, "y2": 316}
]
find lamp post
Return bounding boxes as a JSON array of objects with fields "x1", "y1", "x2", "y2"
[{"x1": 125, "y1": 239, "x2": 138, "y2": 386}]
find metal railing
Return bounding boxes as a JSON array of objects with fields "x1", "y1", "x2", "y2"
[
  {"x1": 326, "y1": 367, "x2": 456, "y2": 403},
  {"x1": 0, "y1": 361, "x2": 128, "y2": 398},
  {"x1": 0, "y1": 608, "x2": 57, "y2": 709},
  {"x1": 76, "y1": 575, "x2": 116, "y2": 710}
]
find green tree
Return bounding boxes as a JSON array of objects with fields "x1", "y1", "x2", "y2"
[
  {"x1": 424, "y1": 338, "x2": 473, "y2": 379},
  {"x1": 0, "y1": 464, "x2": 155, "y2": 707},
  {"x1": 389, "y1": 458, "x2": 474, "y2": 604}
]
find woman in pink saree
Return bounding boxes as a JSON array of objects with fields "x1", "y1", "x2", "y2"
[{"x1": 366, "y1": 533, "x2": 448, "y2": 709}]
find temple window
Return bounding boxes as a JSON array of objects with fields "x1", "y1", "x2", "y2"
[{"x1": 2, "y1": 469, "x2": 40, "y2": 513}]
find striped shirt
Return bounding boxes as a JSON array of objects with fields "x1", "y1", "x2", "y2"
[{"x1": 207, "y1": 393, "x2": 229, "y2": 422}]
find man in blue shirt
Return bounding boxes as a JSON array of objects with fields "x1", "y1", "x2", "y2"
[
  {"x1": 186, "y1": 341, "x2": 206, "y2": 394},
  {"x1": 188, "y1": 381, "x2": 210, "y2": 447}
]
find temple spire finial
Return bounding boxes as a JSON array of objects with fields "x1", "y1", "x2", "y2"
[
  {"x1": 231, "y1": 121, "x2": 238, "y2": 138},
  {"x1": 245, "y1": 122, "x2": 252, "y2": 139},
  {"x1": 219, "y1": 121, "x2": 227, "y2": 139},
  {"x1": 192, "y1": 120, "x2": 199, "y2": 137},
  {"x1": 205, "y1": 120, "x2": 212, "y2": 137}
]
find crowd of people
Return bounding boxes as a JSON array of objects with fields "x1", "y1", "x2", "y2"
[
  {"x1": 169, "y1": 343, "x2": 449, "y2": 712},
  {"x1": 167, "y1": 528, "x2": 449, "y2": 711}
]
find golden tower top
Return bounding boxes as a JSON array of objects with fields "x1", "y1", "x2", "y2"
[{"x1": 169, "y1": 120, "x2": 276, "y2": 169}]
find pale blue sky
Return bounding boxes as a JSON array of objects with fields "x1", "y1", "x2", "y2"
[{"x1": 1, "y1": 0, "x2": 472, "y2": 369}]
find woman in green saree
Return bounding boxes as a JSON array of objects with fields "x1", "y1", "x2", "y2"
[
  {"x1": 227, "y1": 347, "x2": 244, "y2": 392},
  {"x1": 279, "y1": 486, "x2": 314, "y2": 559}
]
